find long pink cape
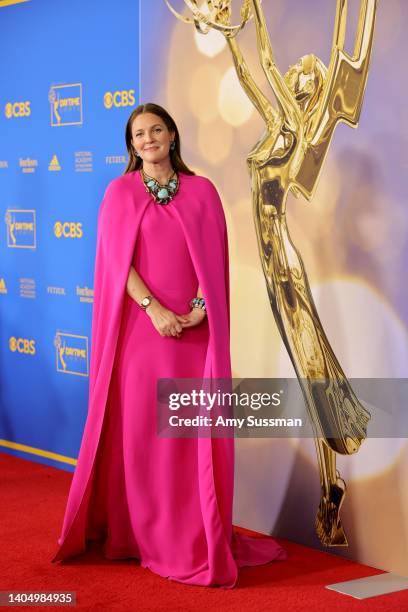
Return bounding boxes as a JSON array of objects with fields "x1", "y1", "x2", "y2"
[{"x1": 51, "y1": 171, "x2": 286, "y2": 587}]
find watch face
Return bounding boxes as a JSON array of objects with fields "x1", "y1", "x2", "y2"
[{"x1": 142, "y1": 297, "x2": 150, "y2": 307}]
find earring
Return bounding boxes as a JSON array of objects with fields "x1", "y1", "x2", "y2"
[
  {"x1": 170, "y1": 141, "x2": 175, "y2": 151},
  {"x1": 133, "y1": 148, "x2": 140, "y2": 157}
]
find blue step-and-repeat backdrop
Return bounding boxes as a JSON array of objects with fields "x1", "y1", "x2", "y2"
[{"x1": 0, "y1": 0, "x2": 140, "y2": 471}]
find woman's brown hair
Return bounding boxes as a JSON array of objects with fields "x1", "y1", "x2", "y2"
[{"x1": 124, "y1": 102, "x2": 195, "y2": 176}]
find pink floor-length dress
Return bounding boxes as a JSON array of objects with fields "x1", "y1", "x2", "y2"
[{"x1": 85, "y1": 197, "x2": 213, "y2": 578}]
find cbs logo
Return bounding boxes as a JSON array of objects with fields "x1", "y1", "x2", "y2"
[
  {"x1": 104, "y1": 90, "x2": 135, "y2": 109},
  {"x1": 9, "y1": 336, "x2": 36, "y2": 355},
  {"x1": 54, "y1": 222, "x2": 83, "y2": 239},
  {"x1": 5, "y1": 101, "x2": 31, "y2": 119}
]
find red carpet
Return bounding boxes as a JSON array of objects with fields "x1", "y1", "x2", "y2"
[{"x1": 1, "y1": 451, "x2": 406, "y2": 611}]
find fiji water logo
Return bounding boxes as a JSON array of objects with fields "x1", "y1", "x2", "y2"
[
  {"x1": 5, "y1": 209, "x2": 36, "y2": 249},
  {"x1": 48, "y1": 83, "x2": 83, "y2": 126},
  {"x1": 54, "y1": 331, "x2": 88, "y2": 376}
]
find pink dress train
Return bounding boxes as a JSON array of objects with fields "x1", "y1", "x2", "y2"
[{"x1": 82, "y1": 190, "x2": 286, "y2": 586}]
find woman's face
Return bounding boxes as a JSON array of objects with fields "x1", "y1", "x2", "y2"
[{"x1": 131, "y1": 112, "x2": 175, "y2": 164}]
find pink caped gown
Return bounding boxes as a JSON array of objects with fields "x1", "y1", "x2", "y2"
[{"x1": 83, "y1": 192, "x2": 286, "y2": 586}]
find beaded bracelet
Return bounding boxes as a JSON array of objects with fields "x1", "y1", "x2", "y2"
[{"x1": 189, "y1": 297, "x2": 206, "y2": 311}]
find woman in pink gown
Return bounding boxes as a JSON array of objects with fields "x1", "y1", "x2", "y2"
[{"x1": 52, "y1": 103, "x2": 287, "y2": 588}]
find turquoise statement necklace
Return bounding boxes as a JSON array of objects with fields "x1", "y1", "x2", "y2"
[{"x1": 140, "y1": 167, "x2": 179, "y2": 205}]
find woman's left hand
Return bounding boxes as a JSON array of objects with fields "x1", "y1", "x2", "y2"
[{"x1": 179, "y1": 308, "x2": 207, "y2": 328}]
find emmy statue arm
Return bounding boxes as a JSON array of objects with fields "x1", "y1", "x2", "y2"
[
  {"x1": 250, "y1": 0, "x2": 301, "y2": 131},
  {"x1": 226, "y1": 36, "x2": 277, "y2": 128}
]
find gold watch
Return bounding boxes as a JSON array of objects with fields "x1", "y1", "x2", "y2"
[{"x1": 140, "y1": 295, "x2": 154, "y2": 310}]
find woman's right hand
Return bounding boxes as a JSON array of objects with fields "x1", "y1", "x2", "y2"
[{"x1": 145, "y1": 298, "x2": 189, "y2": 338}]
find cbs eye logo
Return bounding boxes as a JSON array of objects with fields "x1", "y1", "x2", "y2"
[
  {"x1": 5, "y1": 101, "x2": 31, "y2": 119},
  {"x1": 9, "y1": 336, "x2": 36, "y2": 355},
  {"x1": 104, "y1": 89, "x2": 135, "y2": 109},
  {"x1": 54, "y1": 222, "x2": 83, "y2": 239}
]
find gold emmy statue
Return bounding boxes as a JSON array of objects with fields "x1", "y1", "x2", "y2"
[{"x1": 165, "y1": 0, "x2": 378, "y2": 546}]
